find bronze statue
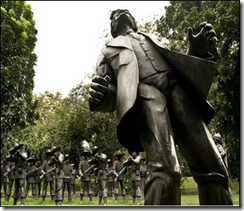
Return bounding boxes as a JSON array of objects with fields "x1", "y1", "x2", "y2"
[
  {"x1": 94, "y1": 149, "x2": 108, "y2": 206},
  {"x1": 124, "y1": 151, "x2": 143, "y2": 204},
  {"x1": 113, "y1": 150, "x2": 127, "y2": 202},
  {"x1": 6, "y1": 143, "x2": 27, "y2": 205},
  {"x1": 1, "y1": 159, "x2": 9, "y2": 202},
  {"x1": 6, "y1": 161, "x2": 15, "y2": 202},
  {"x1": 78, "y1": 151, "x2": 94, "y2": 204},
  {"x1": 213, "y1": 133, "x2": 227, "y2": 166},
  {"x1": 41, "y1": 149, "x2": 55, "y2": 202},
  {"x1": 90, "y1": 145, "x2": 99, "y2": 197},
  {"x1": 62, "y1": 154, "x2": 75, "y2": 203},
  {"x1": 89, "y1": 9, "x2": 233, "y2": 205},
  {"x1": 106, "y1": 159, "x2": 116, "y2": 197},
  {"x1": 139, "y1": 157, "x2": 147, "y2": 200},
  {"x1": 70, "y1": 164, "x2": 77, "y2": 198},
  {"x1": 26, "y1": 157, "x2": 37, "y2": 199},
  {"x1": 48, "y1": 146, "x2": 65, "y2": 206},
  {"x1": 35, "y1": 160, "x2": 42, "y2": 199}
]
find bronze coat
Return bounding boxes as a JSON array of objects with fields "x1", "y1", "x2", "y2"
[{"x1": 90, "y1": 32, "x2": 217, "y2": 152}]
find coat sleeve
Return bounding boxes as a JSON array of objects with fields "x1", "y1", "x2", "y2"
[{"x1": 89, "y1": 49, "x2": 117, "y2": 113}]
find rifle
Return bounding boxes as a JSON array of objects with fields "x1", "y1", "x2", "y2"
[
  {"x1": 80, "y1": 164, "x2": 95, "y2": 178},
  {"x1": 39, "y1": 166, "x2": 56, "y2": 179},
  {"x1": 107, "y1": 170, "x2": 116, "y2": 176},
  {"x1": 26, "y1": 166, "x2": 42, "y2": 177},
  {"x1": 114, "y1": 167, "x2": 126, "y2": 182},
  {"x1": 3, "y1": 165, "x2": 15, "y2": 177}
]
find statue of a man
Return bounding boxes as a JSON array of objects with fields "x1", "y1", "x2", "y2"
[
  {"x1": 1, "y1": 159, "x2": 9, "y2": 202},
  {"x1": 48, "y1": 146, "x2": 64, "y2": 206},
  {"x1": 124, "y1": 151, "x2": 143, "y2": 205},
  {"x1": 78, "y1": 151, "x2": 93, "y2": 204},
  {"x1": 6, "y1": 143, "x2": 28, "y2": 205},
  {"x1": 62, "y1": 154, "x2": 75, "y2": 203},
  {"x1": 26, "y1": 157, "x2": 37, "y2": 199},
  {"x1": 89, "y1": 9, "x2": 233, "y2": 205},
  {"x1": 113, "y1": 150, "x2": 127, "y2": 202},
  {"x1": 94, "y1": 149, "x2": 108, "y2": 206},
  {"x1": 41, "y1": 149, "x2": 55, "y2": 202}
]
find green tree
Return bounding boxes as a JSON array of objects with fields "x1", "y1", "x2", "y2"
[
  {"x1": 1, "y1": 91, "x2": 64, "y2": 160},
  {"x1": 65, "y1": 79, "x2": 123, "y2": 166},
  {"x1": 1, "y1": 1, "x2": 38, "y2": 152},
  {"x1": 155, "y1": 1, "x2": 240, "y2": 179}
]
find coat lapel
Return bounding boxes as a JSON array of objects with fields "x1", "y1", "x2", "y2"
[{"x1": 106, "y1": 35, "x2": 133, "y2": 50}]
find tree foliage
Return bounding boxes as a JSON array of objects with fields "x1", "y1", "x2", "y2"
[
  {"x1": 155, "y1": 1, "x2": 240, "y2": 179},
  {"x1": 2, "y1": 79, "x2": 123, "y2": 169},
  {"x1": 1, "y1": 1, "x2": 38, "y2": 148}
]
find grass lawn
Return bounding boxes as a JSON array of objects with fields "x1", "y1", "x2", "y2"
[
  {"x1": 1, "y1": 193, "x2": 240, "y2": 206},
  {"x1": 1, "y1": 177, "x2": 239, "y2": 206}
]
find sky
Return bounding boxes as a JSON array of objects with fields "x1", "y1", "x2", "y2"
[{"x1": 27, "y1": 1, "x2": 170, "y2": 97}]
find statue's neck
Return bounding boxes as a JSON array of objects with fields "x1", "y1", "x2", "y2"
[{"x1": 117, "y1": 24, "x2": 133, "y2": 36}]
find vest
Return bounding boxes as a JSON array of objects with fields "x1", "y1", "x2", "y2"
[{"x1": 128, "y1": 32, "x2": 174, "y2": 81}]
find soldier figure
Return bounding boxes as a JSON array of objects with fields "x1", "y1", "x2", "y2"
[
  {"x1": 35, "y1": 160, "x2": 42, "y2": 199},
  {"x1": 26, "y1": 157, "x2": 37, "y2": 199},
  {"x1": 62, "y1": 154, "x2": 75, "y2": 203},
  {"x1": 139, "y1": 157, "x2": 147, "y2": 199},
  {"x1": 78, "y1": 151, "x2": 94, "y2": 204},
  {"x1": 94, "y1": 149, "x2": 108, "y2": 206},
  {"x1": 124, "y1": 151, "x2": 143, "y2": 204},
  {"x1": 113, "y1": 150, "x2": 127, "y2": 202},
  {"x1": 1, "y1": 159, "x2": 9, "y2": 202},
  {"x1": 6, "y1": 143, "x2": 28, "y2": 205},
  {"x1": 70, "y1": 164, "x2": 77, "y2": 198},
  {"x1": 106, "y1": 159, "x2": 116, "y2": 197},
  {"x1": 213, "y1": 133, "x2": 227, "y2": 167},
  {"x1": 48, "y1": 146, "x2": 65, "y2": 206},
  {"x1": 41, "y1": 149, "x2": 55, "y2": 202},
  {"x1": 90, "y1": 146, "x2": 99, "y2": 197},
  {"x1": 6, "y1": 161, "x2": 15, "y2": 202}
]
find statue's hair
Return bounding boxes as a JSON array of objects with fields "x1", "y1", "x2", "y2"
[{"x1": 110, "y1": 9, "x2": 138, "y2": 38}]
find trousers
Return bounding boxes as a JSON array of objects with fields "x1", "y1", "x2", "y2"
[{"x1": 130, "y1": 72, "x2": 233, "y2": 205}]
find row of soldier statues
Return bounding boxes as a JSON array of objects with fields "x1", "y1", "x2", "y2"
[{"x1": 1, "y1": 143, "x2": 148, "y2": 206}]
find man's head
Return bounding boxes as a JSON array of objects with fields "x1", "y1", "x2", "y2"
[{"x1": 110, "y1": 9, "x2": 138, "y2": 38}]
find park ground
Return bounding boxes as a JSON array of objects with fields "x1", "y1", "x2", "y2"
[{"x1": 1, "y1": 177, "x2": 239, "y2": 206}]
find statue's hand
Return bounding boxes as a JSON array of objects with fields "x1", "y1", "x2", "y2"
[
  {"x1": 188, "y1": 22, "x2": 217, "y2": 57},
  {"x1": 89, "y1": 75, "x2": 110, "y2": 105}
]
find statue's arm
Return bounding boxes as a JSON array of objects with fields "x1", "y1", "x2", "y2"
[{"x1": 89, "y1": 50, "x2": 117, "y2": 112}]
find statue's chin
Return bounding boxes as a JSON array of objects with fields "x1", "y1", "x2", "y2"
[
  {"x1": 111, "y1": 12, "x2": 134, "y2": 37},
  {"x1": 120, "y1": 13, "x2": 132, "y2": 24},
  {"x1": 116, "y1": 13, "x2": 133, "y2": 29}
]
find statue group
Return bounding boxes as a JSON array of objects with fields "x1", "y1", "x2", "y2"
[{"x1": 1, "y1": 143, "x2": 148, "y2": 206}]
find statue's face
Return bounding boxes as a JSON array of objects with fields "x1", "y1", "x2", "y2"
[{"x1": 110, "y1": 9, "x2": 134, "y2": 38}]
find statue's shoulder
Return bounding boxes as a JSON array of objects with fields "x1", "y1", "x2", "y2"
[
  {"x1": 105, "y1": 35, "x2": 132, "y2": 50},
  {"x1": 138, "y1": 31, "x2": 169, "y2": 50}
]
